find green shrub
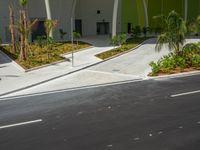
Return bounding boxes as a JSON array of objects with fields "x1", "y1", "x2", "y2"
[
  {"x1": 191, "y1": 54, "x2": 200, "y2": 68},
  {"x1": 34, "y1": 36, "x2": 47, "y2": 48},
  {"x1": 46, "y1": 37, "x2": 55, "y2": 50},
  {"x1": 119, "y1": 34, "x2": 127, "y2": 45},
  {"x1": 174, "y1": 55, "x2": 187, "y2": 69},
  {"x1": 132, "y1": 26, "x2": 141, "y2": 37},
  {"x1": 59, "y1": 29, "x2": 67, "y2": 40},
  {"x1": 160, "y1": 55, "x2": 176, "y2": 72},
  {"x1": 111, "y1": 35, "x2": 119, "y2": 46},
  {"x1": 150, "y1": 61, "x2": 161, "y2": 75},
  {"x1": 111, "y1": 34, "x2": 127, "y2": 46},
  {"x1": 150, "y1": 42, "x2": 200, "y2": 75},
  {"x1": 142, "y1": 27, "x2": 149, "y2": 37}
]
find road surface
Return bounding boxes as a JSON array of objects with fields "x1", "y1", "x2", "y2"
[{"x1": 0, "y1": 74, "x2": 200, "y2": 150}]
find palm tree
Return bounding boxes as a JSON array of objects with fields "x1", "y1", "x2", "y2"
[
  {"x1": 18, "y1": 0, "x2": 28, "y2": 60},
  {"x1": 155, "y1": 11, "x2": 187, "y2": 55},
  {"x1": 73, "y1": 32, "x2": 81, "y2": 45},
  {"x1": 44, "y1": 19, "x2": 57, "y2": 39},
  {"x1": 9, "y1": 4, "x2": 16, "y2": 53}
]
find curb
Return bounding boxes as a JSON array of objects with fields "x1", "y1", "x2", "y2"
[{"x1": 147, "y1": 70, "x2": 200, "y2": 80}]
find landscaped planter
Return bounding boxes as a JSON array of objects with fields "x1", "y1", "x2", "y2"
[{"x1": 0, "y1": 41, "x2": 91, "y2": 70}]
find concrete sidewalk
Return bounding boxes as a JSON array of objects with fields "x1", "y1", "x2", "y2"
[
  {"x1": 90, "y1": 38, "x2": 200, "y2": 78},
  {"x1": 1, "y1": 38, "x2": 199, "y2": 98},
  {"x1": 0, "y1": 45, "x2": 114, "y2": 96}
]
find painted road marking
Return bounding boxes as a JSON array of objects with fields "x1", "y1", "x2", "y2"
[
  {"x1": 0, "y1": 119, "x2": 42, "y2": 130},
  {"x1": 171, "y1": 90, "x2": 200, "y2": 98}
]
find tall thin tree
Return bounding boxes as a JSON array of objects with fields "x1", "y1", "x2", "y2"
[
  {"x1": 9, "y1": 4, "x2": 16, "y2": 53},
  {"x1": 19, "y1": 0, "x2": 28, "y2": 60}
]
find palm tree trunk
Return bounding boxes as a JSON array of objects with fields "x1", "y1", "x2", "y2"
[
  {"x1": 20, "y1": 10, "x2": 26, "y2": 61},
  {"x1": 23, "y1": 8, "x2": 28, "y2": 58},
  {"x1": 176, "y1": 43, "x2": 180, "y2": 55},
  {"x1": 9, "y1": 5, "x2": 16, "y2": 53}
]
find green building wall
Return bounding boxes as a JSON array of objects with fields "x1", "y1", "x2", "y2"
[
  {"x1": 188, "y1": 0, "x2": 200, "y2": 19},
  {"x1": 148, "y1": 0, "x2": 184, "y2": 28},
  {"x1": 121, "y1": 0, "x2": 145, "y2": 33},
  {"x1": 121, "y1": 0, "x2": 200, "y2": 33}
]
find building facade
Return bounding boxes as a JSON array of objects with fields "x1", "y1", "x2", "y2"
[{"x1": 0, "y1": 0, "x2": 200, "y2": 43}]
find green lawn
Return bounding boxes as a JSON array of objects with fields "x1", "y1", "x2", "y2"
[
  {"x1": 1, "y1": 41, "x2": 91, "y2": 69},
  {"x1": 96, "y1": 37, "x2": 148, "y2": 60}
]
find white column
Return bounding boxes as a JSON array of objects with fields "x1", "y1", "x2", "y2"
[
  {"x1": 71, "y1": 0, "x2": 77, "y2": 42},
  {"x1": 44, "y1": 0, "x2": 53, "y2": 37},
  {"x1": 184, "y1": 0, "x2": 188, "y2": 21},
  {"x1": 112, "y1": 0, "x2": 119, "y2": 37},
  {"x1": 142, "y1": 0, "x2": 149, "y2": 28}
]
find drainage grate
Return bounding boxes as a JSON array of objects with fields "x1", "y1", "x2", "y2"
[{"x1": 112, "y1": 69, "x2": 120, "y2": 72}]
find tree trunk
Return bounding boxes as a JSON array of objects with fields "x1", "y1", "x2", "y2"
[
  {"x1": 23, "y1": 9, "x2": 28, "y2": 58},
  {"x1": 20, "y1": 10, "x2": 26, "y2": 61},
  {"x1": 9, "y1": 5, "x2": 16, "y2": 53}
]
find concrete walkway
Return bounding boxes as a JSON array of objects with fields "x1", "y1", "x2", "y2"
[
  {"x1": 0, "y1": 44, "x2": 114, "y2": 96},
  {"x1": 90, "y1": 38, "x2": 168, "y2": 78},
  {"x1": 1, "y1": 38, "x2": 199, "y2": 98}
]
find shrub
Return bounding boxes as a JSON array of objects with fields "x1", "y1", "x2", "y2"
[
  {"x1": 191, "y1": 54, "x2": 200, "y2": 68},
  {"x1": 142, "y1": 27, "x2": 149, "y2": 37},
  {"x1": 132, "y1": 26, "x2": 142, "y2": 37},
  {"x1": 46, "y1": 37, "x2": 55, "y2": 50},
  {"x1": 34, "y1": 36, "x2": 47, "y2": 48},
  {"x1": 159, "y1": 55, "x2": 176, "y2": 72},
  {"x1": 111, "y1": 34, "x2": 127, "y2": 46},
  {"x1": 150, "y1": 42, "x2": 200, "y2": 76},
  {"x1": 150, "y1": 61, "x2": 161, "y2": 75},
  {"x1": 59, "y1": 29, "x2": 67, "y2": 40},
  {"x1": 173, "y1": 55, "x2": 187, "y2": 69}
]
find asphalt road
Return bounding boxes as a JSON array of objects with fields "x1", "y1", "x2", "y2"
[{"x1": 0, "y1": 74, "x2": 200, "y2": 150}]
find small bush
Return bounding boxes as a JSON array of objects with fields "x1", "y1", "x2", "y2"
[
  {"x1": 34, "y1": 36, "x2": 47, "y2": 48},
  {"x1": 150, "y1": 61, "x2": 161, "y2": 75},
  {"x1": 111, "y1": 34, "x2": 127, "y2": 46},
  {"x1": 191, "y1": 54, "x2": 200, "y2": 68},
  {"x1": 132, "y1": 26, "x2": 142, "y2": 37}
]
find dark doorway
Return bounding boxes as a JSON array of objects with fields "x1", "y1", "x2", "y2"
[
  {"x1": 96, "y1": 22, "x2": 109, "y2": 35},
  {"x1": 32, "y1": 21, "x2": 46, "y2": 41},
  {"x1": 75, "y1": 19, "x2": 82, "y2": 35},
  {"x1": 128, "y1": 23, "x2": 132, "y2": 33}
]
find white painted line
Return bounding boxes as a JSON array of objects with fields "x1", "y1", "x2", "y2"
[
  {"x1": 0, "y1": 119, "x2": 42, "y2": 129},
  {"x1": 171, "y1": 90, "x2": 200, "y2": 98}
]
